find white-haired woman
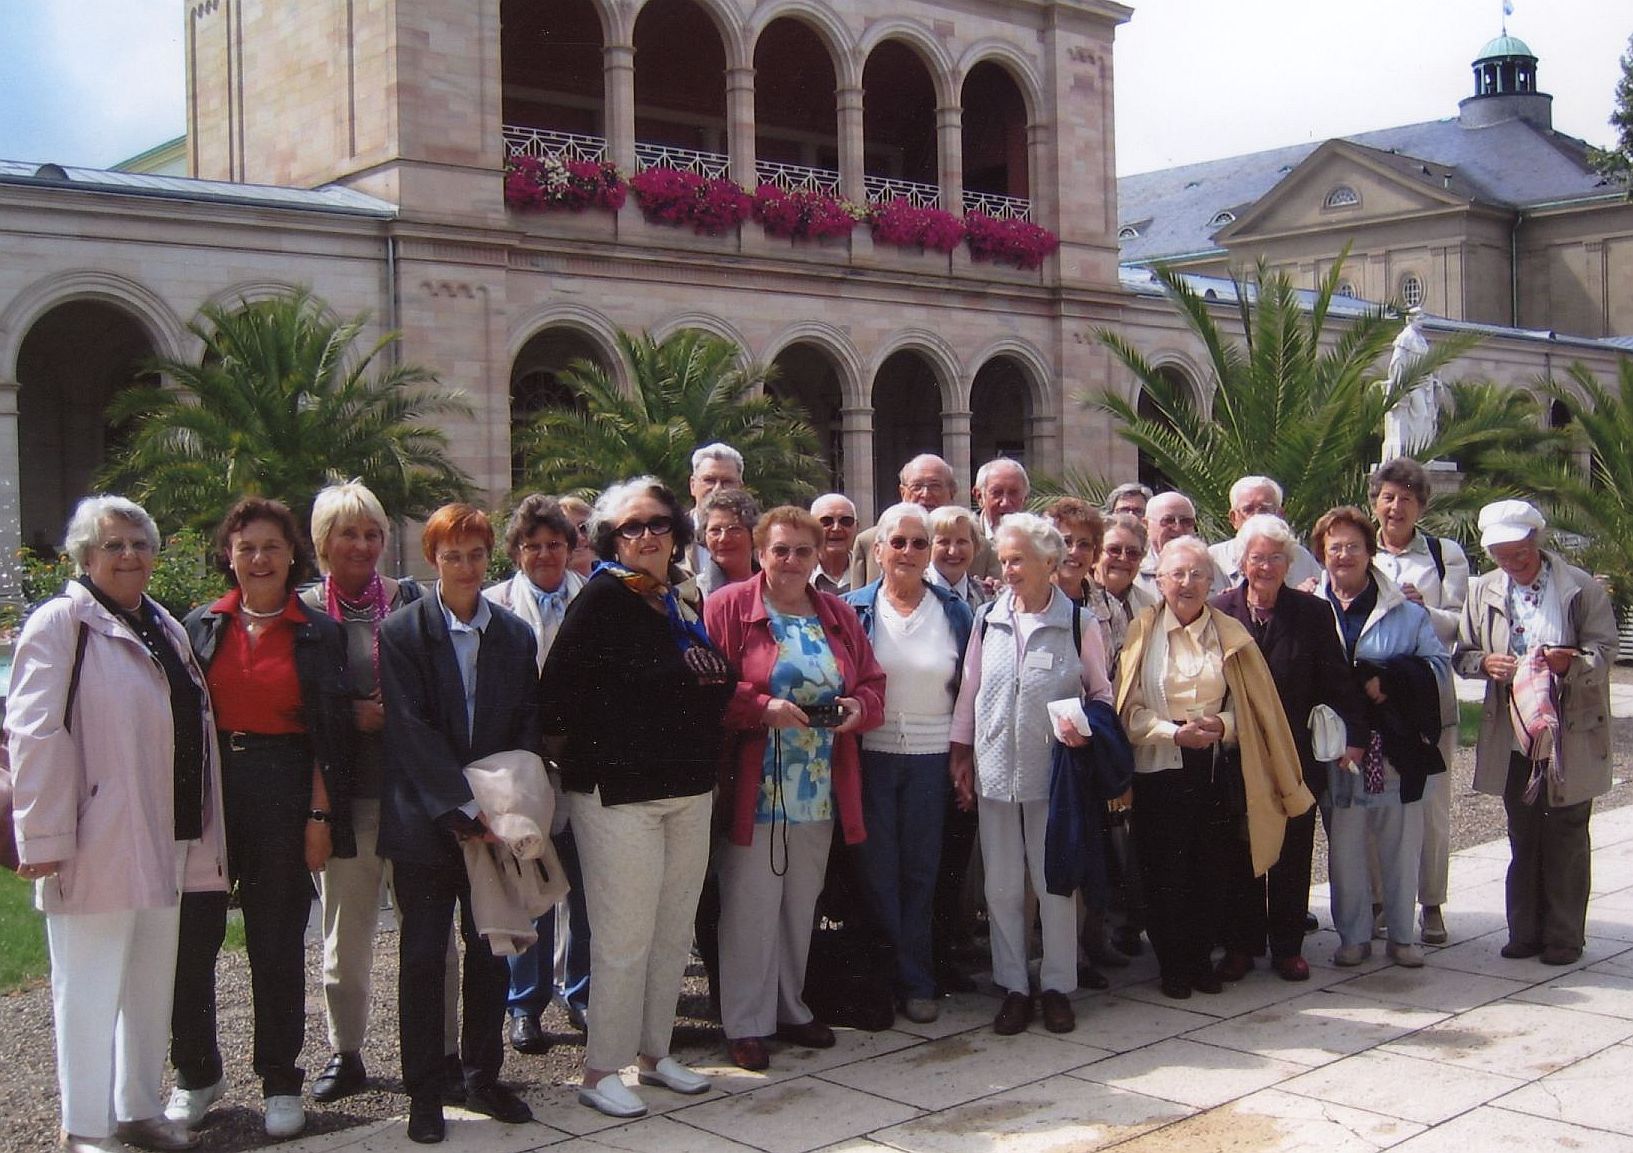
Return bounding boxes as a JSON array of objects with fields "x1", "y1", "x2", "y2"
[
  {"x1": 950, "y1": 513, "x2": 1114, "y2": 1036},
  {"x1": 1118, "y1": 536, "x2": 1312, "y2": 1000},
  {"x1": 541, "y1": 477, "x2": 734, "y2": 1119},
  {"x1": 8, "y1": 496, "x2": 225, "y2": 1153}
]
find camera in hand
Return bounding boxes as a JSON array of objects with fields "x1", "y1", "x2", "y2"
[{"x1": 804, "y1": 703, "x2": 847, "y2": 728}]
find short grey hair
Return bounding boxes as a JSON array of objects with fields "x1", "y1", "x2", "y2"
[
  {"x1": 1156, "y1": 534, "x2": 1212, "y2": 572},
  {"x1": 698, "y1": 486, "x2": 760, "y2": 529},
  {"x1": 994, "y1": 511, "x2": 1065, "y2": 566},
  {"x1": 874, "y1": 502, "x2": 929, "y2": 543},
  {"x1": 897, "y1": 453, "x2": 954, "y2": 487},
  {"x1": 928, "y1": 504, "x2": 979, "y2": 538},
  {"x1": 1104, "y1": 482, "x2": 1153, "y2": 513},
  {"x1": 975, "y1": 457, "x2": 1030, "y2": 492},
  {"x1": 1230, "y1": 475, "x2": 1284, "y2": 509},
  {"x1": 1103, "y1": 511, "x2": 1149, "y2": 550},
  {"x1": 63, "y1": 494, "x2": 160, "y2": 574},
  {"x1": 310, "y1": 480, "x2": 390, "y2": 572},
  {"x1": 1235, "y1": 513, "x2": 1297, "y2": 552},
  {"x1": 691, "y1": 442, "x2": 744, "y2": 476},
  {"x1": 809, "y1": 492, "x2": 855, "y2": 517},
  {"x1": 1146, "y1": 491, "x2": 1197, "y2": 520}
]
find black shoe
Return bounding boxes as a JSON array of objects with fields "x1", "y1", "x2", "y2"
[
  {"x1": 441, "y1": 1055, "x2": 466, "y2": 1106},
  {"x1": 312, "y1": 1050, "x2": 366, "y2": 1103},
  {"x1": 1191, "y1": 970, "x2": 1223, "y2": 995},
  {"x1": 1158, "y1": 976, "x2": 1191, "y2": 1000},
  {"x1": 464, "y1": 1083, "x2": 533, "y2": 1124},
  {"x1": 1304, "y1": 912, "x2": 1320, "y2": 934},
  {"x1": 507, "y1": 1014, "x2": 549, "y2": 1055},
  {"x1": 407, "y1": 1096, "x2": 445, "y2": 1144},
  {"x1": 1076, "y1": 963, "x2": 1110, "y2": 990},
  {"x1": 1113, "y1": 927, "x2": 1145, "y2": 956},
  {"x1": 1501, "y1": 940, "x2": 1544, "y2": 960},
  {"x1": 774, "y1": 1019, "x2": 836, "y2": 1049},
  {"x1": 1088, "y1": 945, "x2": 1131, "y2": 969},
  {"x1": 566, "y1": 1003, "x2": 589, "y2": 1033}
]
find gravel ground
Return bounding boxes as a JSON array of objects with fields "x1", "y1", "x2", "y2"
[{"x1": 6, "y1": 674, "x2": 1633, "y2": 1152}]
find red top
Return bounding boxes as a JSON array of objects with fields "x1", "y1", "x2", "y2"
[{"x1": 207, "y1": 589, "x2": 306, "y2": 735}]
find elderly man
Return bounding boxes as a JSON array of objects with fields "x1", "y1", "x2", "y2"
[
  {"x1": 1104, "y1": 482, "x2": 1153, "y2": 519},
  {"x1": 974, "y1": 459, "x2": 1030, "y2": 540},
  {"x1": 850, "y1": 454, "x2": 998, "y2": 585},
  {"x1": 1209, "y1": 477, "x2": 1322, "y2": 593},
  {"x1": 1135, "y1": 492, "x2": 1201, "y2": 594},
  {"x1": 810, "y1": 493, "x2": 859, "y2": 595},
  {"x1": 686, "y1": 443, "x2": 744, "y2": 573},
  {"x1": 1455, "y1": 500, "x2": 1616, "y2": 967}
]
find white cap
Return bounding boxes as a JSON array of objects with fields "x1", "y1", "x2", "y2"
[{"x1": 1478, "y1": 499, "x2": 1545, "y2": 550}]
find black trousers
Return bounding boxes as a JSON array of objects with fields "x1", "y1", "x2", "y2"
[
  {"x1": 931, "y1": 793, "x2": 978, "y2": 975},
  {"x1": 395, "y1": 847, "x2": 511, "y2": 1102},
  {"x1": 1220, "y1": 805, "x2": 1317, "y2": 960},
  {"x1": 1132, "y1": 753, "x2": 1231, "y2": 983},
  {"x1": 171, "y1": 734, "x2": 313, "y2": 1098},
  {"x1": 1503, "y1": 752, "x2": 1593, "y2": 951}
]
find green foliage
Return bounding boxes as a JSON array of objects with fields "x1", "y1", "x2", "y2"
[
  {"x1": 1588, "y1": 34, "x2": 1633, "y2": 186},
  {"x1": 0, "y1": 870, "x2": 46, "y2": 993},
  {"x1": 98, "y1": 289, "x2": 475, "y2": 535},
  {"x1": 512, "y1": 329, "x2": 828, "y2": 507},
  {"x1": 1, "y1": 530, "x2": 226, "y2": 629},
  {"x1": 1090, "y1": 258, "x2": 1483, "y2": 538}
]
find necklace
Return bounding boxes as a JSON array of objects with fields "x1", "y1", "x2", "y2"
[{"x1": 239, "y1": 603, "x2": 285, "y2": 620}]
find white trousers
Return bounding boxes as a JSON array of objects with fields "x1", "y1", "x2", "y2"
[
  {"x1": 718, "y1": 820, "x2": 830, "y2": 1039},
  {"x1": 571, "y1": 789, "x2": 713, "y2": 1072},
  {"x1": 47, "y1": 882, "x2": 183, "y2": 1136},
  {"x1": 978, "y1": 796, "x2": 1077, "y2": 996}
]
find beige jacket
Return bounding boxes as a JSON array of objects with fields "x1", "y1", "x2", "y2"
[{"x1": 461, "y1": 750, "x2": 570, "y2": 955}]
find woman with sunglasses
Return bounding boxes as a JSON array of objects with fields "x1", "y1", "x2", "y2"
[
  {"x1": 541, "y1": 477, "x2": 734, "y2": 1119},
  {"x1": 704, "y1": 507, "x2": 884, "y2": 1070},
  {"x1": 1096, "y1": 514, "x2": 1158, "y2": 660},
  {"x1": 843, "y1": 503, "x2": 974, "y2": 1024}
]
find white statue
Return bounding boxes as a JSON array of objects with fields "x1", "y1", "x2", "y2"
[{"x1": 1379, "y1": 310, "x2": 1442, "y2": 462}]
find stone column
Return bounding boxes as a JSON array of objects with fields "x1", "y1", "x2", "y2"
[
  {"x1": 727, "y1": 67, "x2": 757, "y2": 187},
  {"x1": 1026, "y1": 122, "x2": 1048, "y2": 225},
  {"x1": 604, "y1": 42, "x2": 637, "y2": 171},
  {"x1": 1028, "y1": 413, "x2": 1061, "y2": 478},
  {"x1": 837, "y1": 86, "x2": 866, "y2": 203},
  {"x1": 942, "y1": 408, "x2": 973, "y2": 498},
  {"x1": 840, "y1": 405, "x2": 875, "y2": 517},
  {"x1": 937, "y1": 105, "x2": 963, "y2": 215},
  {"x1": 0, "y1": 380, "x2": 19, "y2": 598}
]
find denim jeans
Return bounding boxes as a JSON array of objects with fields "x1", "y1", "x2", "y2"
[
  {"x1": 854, "y1": 750, "x2": 948, "y2": 1001},
  {"x1": 507, "y1": 822, "x2": 591, "y2": 1018}
]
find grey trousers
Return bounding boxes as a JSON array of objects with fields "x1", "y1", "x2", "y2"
[{"x1": 1503, "y1": 753, "x2": 1593, "y2": 951}]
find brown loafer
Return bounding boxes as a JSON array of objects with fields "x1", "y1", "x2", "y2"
[
  {"x1": 728, "y1": 1037, "x2": 770, "y2": 1071},
  {"x1": 992, "y1": 991, "x2": 1033, "y2": 1035},
  {"x1": 774, "y1": 1019, "x2": 835, "y2": 1049},
  {"x1": 1039, "y1": 990, "x2": 1075, "y2": 1034}
]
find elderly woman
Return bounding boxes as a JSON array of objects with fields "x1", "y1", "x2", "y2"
[
  {"x1": 484, "y1": 494, "x2": 592, "y2": 1054},
  {"x1": 1117, "y1": 536, "x2": 1312, "y2": 1000},
  {"x1": 7, "y1": 496, "x2": 224, "y2": 1153},
  {"x1": 1456, "y1": 500, "x2": 1617, "y2": 966},
  {"x1": 542, "y1": 477, "x2": 733, "y2": 1120},
  {"x1": 558, "y1": 494, "x2": 597, "y2": 578},
  {"x1": 1313, "y1": 507, "x2": 1450, "y2": 969},
  {"x1": 706, "y1": 507, "x2": 885, "y2": 1069},
  {"x1": 951, "y1": 513, "x2": 1115, "y2": 1035},
  {"x1": 1096, "y1": 513, "x2": 1159, "y2": 653},
  {"x1": 1369, "y1": 457, "x2": 1469, "y2": 946},
  {"x1": 1210, "y1": 515, "x2": 1368, "y2": 982},
  {"x1": 926, "y1": 504, "x2": 987, "y2": 608},
  {"x1": 697, "y1": 487, "x2": 760, "y2": 597},
  {"x1": 171, "y1": 497, "x2": 353, "y2": 1140},
  {"x1": 378, "y1": 504, "x2": 540, "y2": 1143},
  {"x1": 843, "y1": 503, "x2": 973, "y2": 1023},
  {"x1": 297, "y1": 481, "x2": 461, "y2": 1107}
]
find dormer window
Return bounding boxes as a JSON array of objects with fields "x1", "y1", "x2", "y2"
[
  {"x1": 1400, "y1": 273, "x2": 1425, "y2": 309},
  {"x1": 1336, "y1": 281, "x2": 1357, "y2": 299},
  {"x1": 1324, "y1": 185, "x2": 1360, "y2": 209},
  {"x1": 1209, "y1": 211, "x2": 1236, "y2": 228},
  {"x1": 1118, "y1": 226, "x2": 1140, "y2": 240}
]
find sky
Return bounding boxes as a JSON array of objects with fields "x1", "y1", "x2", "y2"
[{"x1": 0, "y1": 0, "x2": 1625, "y2": 177}]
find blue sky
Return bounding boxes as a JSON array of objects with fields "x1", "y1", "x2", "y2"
[{"x1": 0, "y1": 0, "x2": 1624, "y2": 176}]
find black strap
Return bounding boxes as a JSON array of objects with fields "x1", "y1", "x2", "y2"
[
  {"x1": 1424, "y1": 533, "x2": 1445, "y2": 583},
  {"x1": 64, "y1": 622, "x2": 88, "y2": 735},
  {"x1": 978, "y1": 599, "x2": 1084, "y2": 658}
]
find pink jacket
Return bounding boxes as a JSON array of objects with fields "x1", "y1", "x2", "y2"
[
  {"x1": 5, "y1": 581, "x2": 227, "y2": 914},
  {"x1": 704, "y1": 573, "x2": 886, "y2": 848}
]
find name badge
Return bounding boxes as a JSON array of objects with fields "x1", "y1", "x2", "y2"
[{"x1": 1024, "y1": 650, "x2": 1055, "y2": 671}]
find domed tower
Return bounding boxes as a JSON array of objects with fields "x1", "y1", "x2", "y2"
[{"x1": 1459, "y1": 32, "x2": 1553, "y2": 130}]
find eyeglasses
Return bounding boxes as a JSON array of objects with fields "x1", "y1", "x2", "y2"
[
  {"x1": 1237, "y1": 502, "x2": 1280, "y2": 517},
  {"x1": 1324, "y1": 542, "x2": 1367, "y2": 558},
  {"x1": 887, "y1": 535, "x2": 930, "y2": 552},
  {"x1": 1243, "y1": 552, "x2": 1287, "y2": 568},
  {"x1": 1103, "y1": 544, "x2": 1143, "y2": 559},
  {"x1": 98, "y1": 538, "x2": 155, "y2": 557},
  {"x1": 572, "y1": 522, "x2": 589, "y2": 541},
  {"x1": 1156, "y1": 515, "x2": 1197, "y2": 529},
  {"x1": 437, "y1": 548, "x2": 490, "y2": 568},
  {"x1": 520, "y1": 540, "x2": 569, "y2": 557},
  {"x1": 705, "y1": 522, "x2": 747, "y2": 539},
  {"x1": 616, "y1": 517, "x2": 674, "y2": 540},
  {"x1": 818, "y1": 515, "x2": 857, "y2": 529},
  {"x1": 903, "y1": 481, "x2": 949, "y2": 496},
  {"x1": 1160, "y1": 568, "x2": 1211, "y2": 584},
  {"x1": 766, "y1": 543, "x2": 816, "y2": 561}
]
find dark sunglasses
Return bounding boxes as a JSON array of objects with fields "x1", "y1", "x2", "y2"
[
  {"x1": 819, "y1": 515, "x2": 857, "y2": 529},
  {"x1": 616, "y1": 517, "x2": 674, "y2": 540},
  {"x1": 888, "y1": 535, "x2": 930, "y2": 552}
]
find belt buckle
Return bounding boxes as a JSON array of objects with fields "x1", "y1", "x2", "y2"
[{"x1": 229, "y1": 731, "x2": 250, "y2": 753}]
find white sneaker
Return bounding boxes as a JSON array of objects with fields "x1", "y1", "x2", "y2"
[
  {"x1": 577, "y1": 1073, "x2": 647, "y2": 1118},
  {"x1": 164, "y1": 1079, "x2": 226, "y2": 1128},
  {"x1": 263, "y1": 1096, "x2": 305, "y2": 1139},
  {"x1": 637, "y1": 1056, "x2": 710, "y2": 1095}
]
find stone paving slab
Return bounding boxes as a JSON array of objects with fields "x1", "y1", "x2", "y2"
[{"x1": 285, "y1": 805, "x2": 1633, "y2": 1153}]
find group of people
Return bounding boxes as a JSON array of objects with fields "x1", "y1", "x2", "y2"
[{"x1": 4, "y1": 441, "x2": 1616, "y2": 1153}]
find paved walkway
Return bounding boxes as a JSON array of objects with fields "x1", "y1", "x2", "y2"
[
  {"x1": 1453, "y1": 669, "x2": 1633, "y2": 718},
  {"x1": 275, "y1": 803, "x2": 1633, "y2": 1153}
]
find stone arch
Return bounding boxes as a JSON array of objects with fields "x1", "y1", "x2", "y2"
[
  {"x1": 763, "y1": 322, "x2": 865, "y2": 407},
  {"x1": 630, "y1": 0, "x2": 749, "y2": 68},
  {"x1": 868, "y1": 329, "x2": 960, "y2": 411},
  {"x1": 649, "y1": 312, "x2": 753, "y2": 361},
  {"x1": 0, "y1": 270, "x2": 186, "y2": 382},
  {"x1": 857, "y1": 20, "x2": 957, "y2": 107},
  {"x1": 963, "y1": 337, "x2": 1051, "y2": 413},
  {"x1": 508, "y1": 318, "x2": 621, "y2": 489},
  {"x1": 955, "y1": 41, "x2": 1042, "y2": 123},
  {"x1": 747, "y1": 0, "x2": 859, "y2": 89},
  {"x1": 763, "y1": 327, "x2": 855, "y2": 489},
  {"x1": 507, "y1": 304, "x2": 627, "y2": 391}
]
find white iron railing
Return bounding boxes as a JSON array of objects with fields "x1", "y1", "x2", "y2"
[
  {"x1": 962, "y1": 189, "x2": 1033, "y2": 222},
  {"x1": 502, "y1": 126, "x2": 608, "y2": 164},
  {"x1": 633, "y1": 142, "x2": 731, "y2": 179},
  {"x1": 864, "y1": 175, "x2": 941, "y2": 210},
  {"x1": 754, "y1": 160, "x2": 842, "y2": 197}
]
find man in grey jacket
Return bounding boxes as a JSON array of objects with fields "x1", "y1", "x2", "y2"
[{"x1": 1455, "y1": 499, "x2": 1617, "y2": 966}]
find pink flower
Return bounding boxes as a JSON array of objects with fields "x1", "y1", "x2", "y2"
[
  {"x1": 962, "y1": 212, "x2": 1059, "y2": 270},
  {"x1": 868, "y1": 200, "x2": 965, "y2": 253},
  {"x1": 630, "y1": 167, "x2": 752, "y2": 235},
  {"x1": 752, "y1": 184, "x2": 859, "y2": 241},
  {"x1": 504, "y1": 156, "x2": 626, "y2": 214}
]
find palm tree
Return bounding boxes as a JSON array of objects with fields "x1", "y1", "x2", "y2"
[
  {"x1": 512, "y1": 328, "x2": 828, "y2": 505},
  {"x1": 100, "y1": 289, "x2": 474, "y2": 532},
  {"x1": 1091, "y1": 258, "x2": 1494, "y2": 537}
]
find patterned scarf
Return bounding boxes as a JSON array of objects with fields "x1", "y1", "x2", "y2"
[
  {"x1": 324, "y1": 572, "x2": 390, "y2": 687},
  {"x1": 593, "y1": 560, "x2": 724, "y2": 679}
]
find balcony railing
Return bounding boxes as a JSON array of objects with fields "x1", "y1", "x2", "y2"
[
  {"x1": 963, "y1": 190, "x2": 1033, "y2": 222},
  {"x1": 633, "y1": 142, "x2": 731, "y2": 179},
  {"x1": 864, "y1": 175, "x2": 940, "y2": 210},
  {"x1": 755, "y1": 160, "x2": 841, "y2": 197},
  {"x1": 502, "y1": 126, "x2": 608, "y2": 164}
]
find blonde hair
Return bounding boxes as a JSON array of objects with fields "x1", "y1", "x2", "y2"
[{"x1": 310, "y1": 480, "x2": 390, "y2": 572}]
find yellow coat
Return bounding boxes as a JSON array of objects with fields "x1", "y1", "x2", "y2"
[{"x1": 1116, "y1": 605, "x2": 1314, "y2": 876}]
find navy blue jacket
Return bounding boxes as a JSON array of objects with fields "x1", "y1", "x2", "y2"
[{"x1": 1044, "y1": 698, "x2": 1134, "y2": 898}]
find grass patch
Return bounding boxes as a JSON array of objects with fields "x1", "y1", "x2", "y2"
[
  {"x1": 1459, "y1": 699, "x2": 1483, "y2": 747},
  {"x1": 223, "y1": 910, "x2": 247, "y2": 953},
  {"x1": 0, "y1": 869, "x2": 47, "y2": 993}
]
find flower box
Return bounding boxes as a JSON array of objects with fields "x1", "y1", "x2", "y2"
[
  {"x1": 629, "y1": 166, "x2": 753, "y2": 235},
  {"x1": 752, "y1": 184, "x2": 862, "y2": 242},
  {"x1": 868, "y1": 199, "x2": 964, "y2": 254},
  {"x1": 962, "y1": 212, "x2": 1059, "y2": 271},
  {"x1": 504, "y1": 156, "x2": 626, "y2": 214}
]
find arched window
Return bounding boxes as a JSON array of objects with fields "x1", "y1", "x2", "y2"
[
  {"x1": 1118, "y1": 225, "x2": 1140, "y2": 241},
  {"x1": 1324, "y1": 185, "x2": 1360, "y2": 208},
  {"x1": 1335, "y1": 281, "x2": 1357, "y2": 299},
  {"x1": 1208, "y1": 210, "x2": 1235, "y2": 228},
  {"x1": 1400, "y1": 273, "x2": 1425, "y2": 309}
]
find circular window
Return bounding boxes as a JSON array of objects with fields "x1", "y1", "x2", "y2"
[{"x1": 1400, "y1": 274, "x2": 1424, "y2": 309}]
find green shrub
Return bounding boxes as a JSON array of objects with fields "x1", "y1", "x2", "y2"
[{"x1": 2, "y1": 529, "x2": 227, "y2": 631}]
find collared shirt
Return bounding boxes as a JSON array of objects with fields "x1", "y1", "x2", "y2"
[
  {"x1": 811, "y1": 563, "x2": 851, "y2": 597},
  {"x1": 1505, "y1": 561, "x2": 1562, "y2": 655},
  {"x1": 437, "y1": 583, "x2": 492, "y2": 736},
  {"x1": 529, "y1": 578, "x2": 571, "y2": 655},
  {"x1": 925, "y1": 565, "x2": 979, "y2": 607},
  {"x1": 1160, "y1": 608, "x2": 1229, "y2": 728}
]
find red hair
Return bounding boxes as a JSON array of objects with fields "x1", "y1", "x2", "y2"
[{"x1": 421, "y1": 503, "x2": 495, "y2": 565}]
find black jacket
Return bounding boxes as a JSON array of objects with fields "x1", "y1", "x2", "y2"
[
  {"x1": 185, "y1": 595, "x2": 358, "y2": 857},
  {"x1": 376, "y1": 591, "x2": 541, "y2": 865},
  {"x1": 1355, "y1": 655, "x2": 1447, "y2": 803}
]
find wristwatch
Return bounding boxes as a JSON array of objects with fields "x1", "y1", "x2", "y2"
[{"x1": 308, "y1": 810, "x2": 332, "y2": 824}]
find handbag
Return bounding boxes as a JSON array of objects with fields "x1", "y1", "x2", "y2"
[{"x1": 1308, "y1": 704, "x2": 1347, "y2": 764}]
